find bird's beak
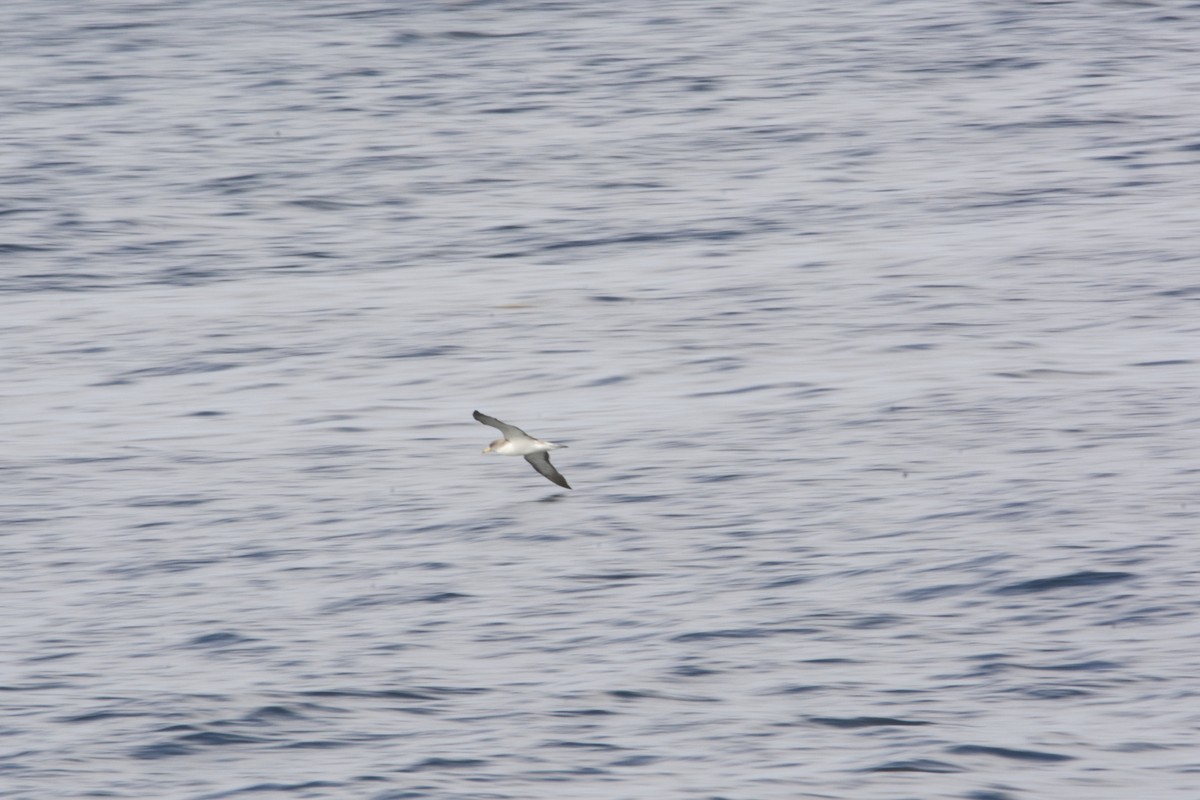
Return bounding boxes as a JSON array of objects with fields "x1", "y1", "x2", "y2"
[{"x1": 482, "y1": 446, "x2": 491, "y2": 454}]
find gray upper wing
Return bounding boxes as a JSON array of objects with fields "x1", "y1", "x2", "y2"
[
  {"x1": 524, "y1": 451, "x2": 571, "y2": 489},
  {"x1": 473, "y1": 410, "x2": 530, "y2": 439}
]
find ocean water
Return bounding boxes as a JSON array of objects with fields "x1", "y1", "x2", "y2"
[{"x1": 3, "y1": 1, "x2": 1200, "y2": 798}]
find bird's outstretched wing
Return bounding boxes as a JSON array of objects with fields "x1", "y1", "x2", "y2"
[
  {"x1": 473, "y1": 410, "x2": 530, "y2": 440},
  {"x1": 525, "y1": 451, "x2": 571, "y2": 489}
]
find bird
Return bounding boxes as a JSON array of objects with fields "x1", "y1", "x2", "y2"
[{"x1": 473, "y1": 410, "x2": 572, "y2": 489}]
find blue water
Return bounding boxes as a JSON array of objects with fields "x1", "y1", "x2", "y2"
[{"x1": 3, "y1": 2, "x2": 1200, "y2": 798}]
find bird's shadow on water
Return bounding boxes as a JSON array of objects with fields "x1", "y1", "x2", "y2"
[{"x1": 534, "y1": 492, "x2": 571, "y2": 504}]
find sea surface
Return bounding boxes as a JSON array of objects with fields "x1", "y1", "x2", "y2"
[{"x1": 3, "y1": 1, "x2": 1200, "y2": 798}]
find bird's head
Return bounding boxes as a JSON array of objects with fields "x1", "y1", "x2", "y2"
[{"x1": 483, "y1": 439, "x2": 504, "y2": 454}]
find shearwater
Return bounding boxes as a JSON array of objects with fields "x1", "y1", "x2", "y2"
[{"x1": 473, "y1": 410, "x2": 572, "y2": 489}]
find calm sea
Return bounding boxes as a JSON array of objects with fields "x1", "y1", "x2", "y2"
[{"x1": 3, "y1": 1, "x2": 1199, "y2": 798}]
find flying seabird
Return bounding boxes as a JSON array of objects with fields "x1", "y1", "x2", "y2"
[{"x1": 473, "y1": 410, "x2": 572, "y2": 489}]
